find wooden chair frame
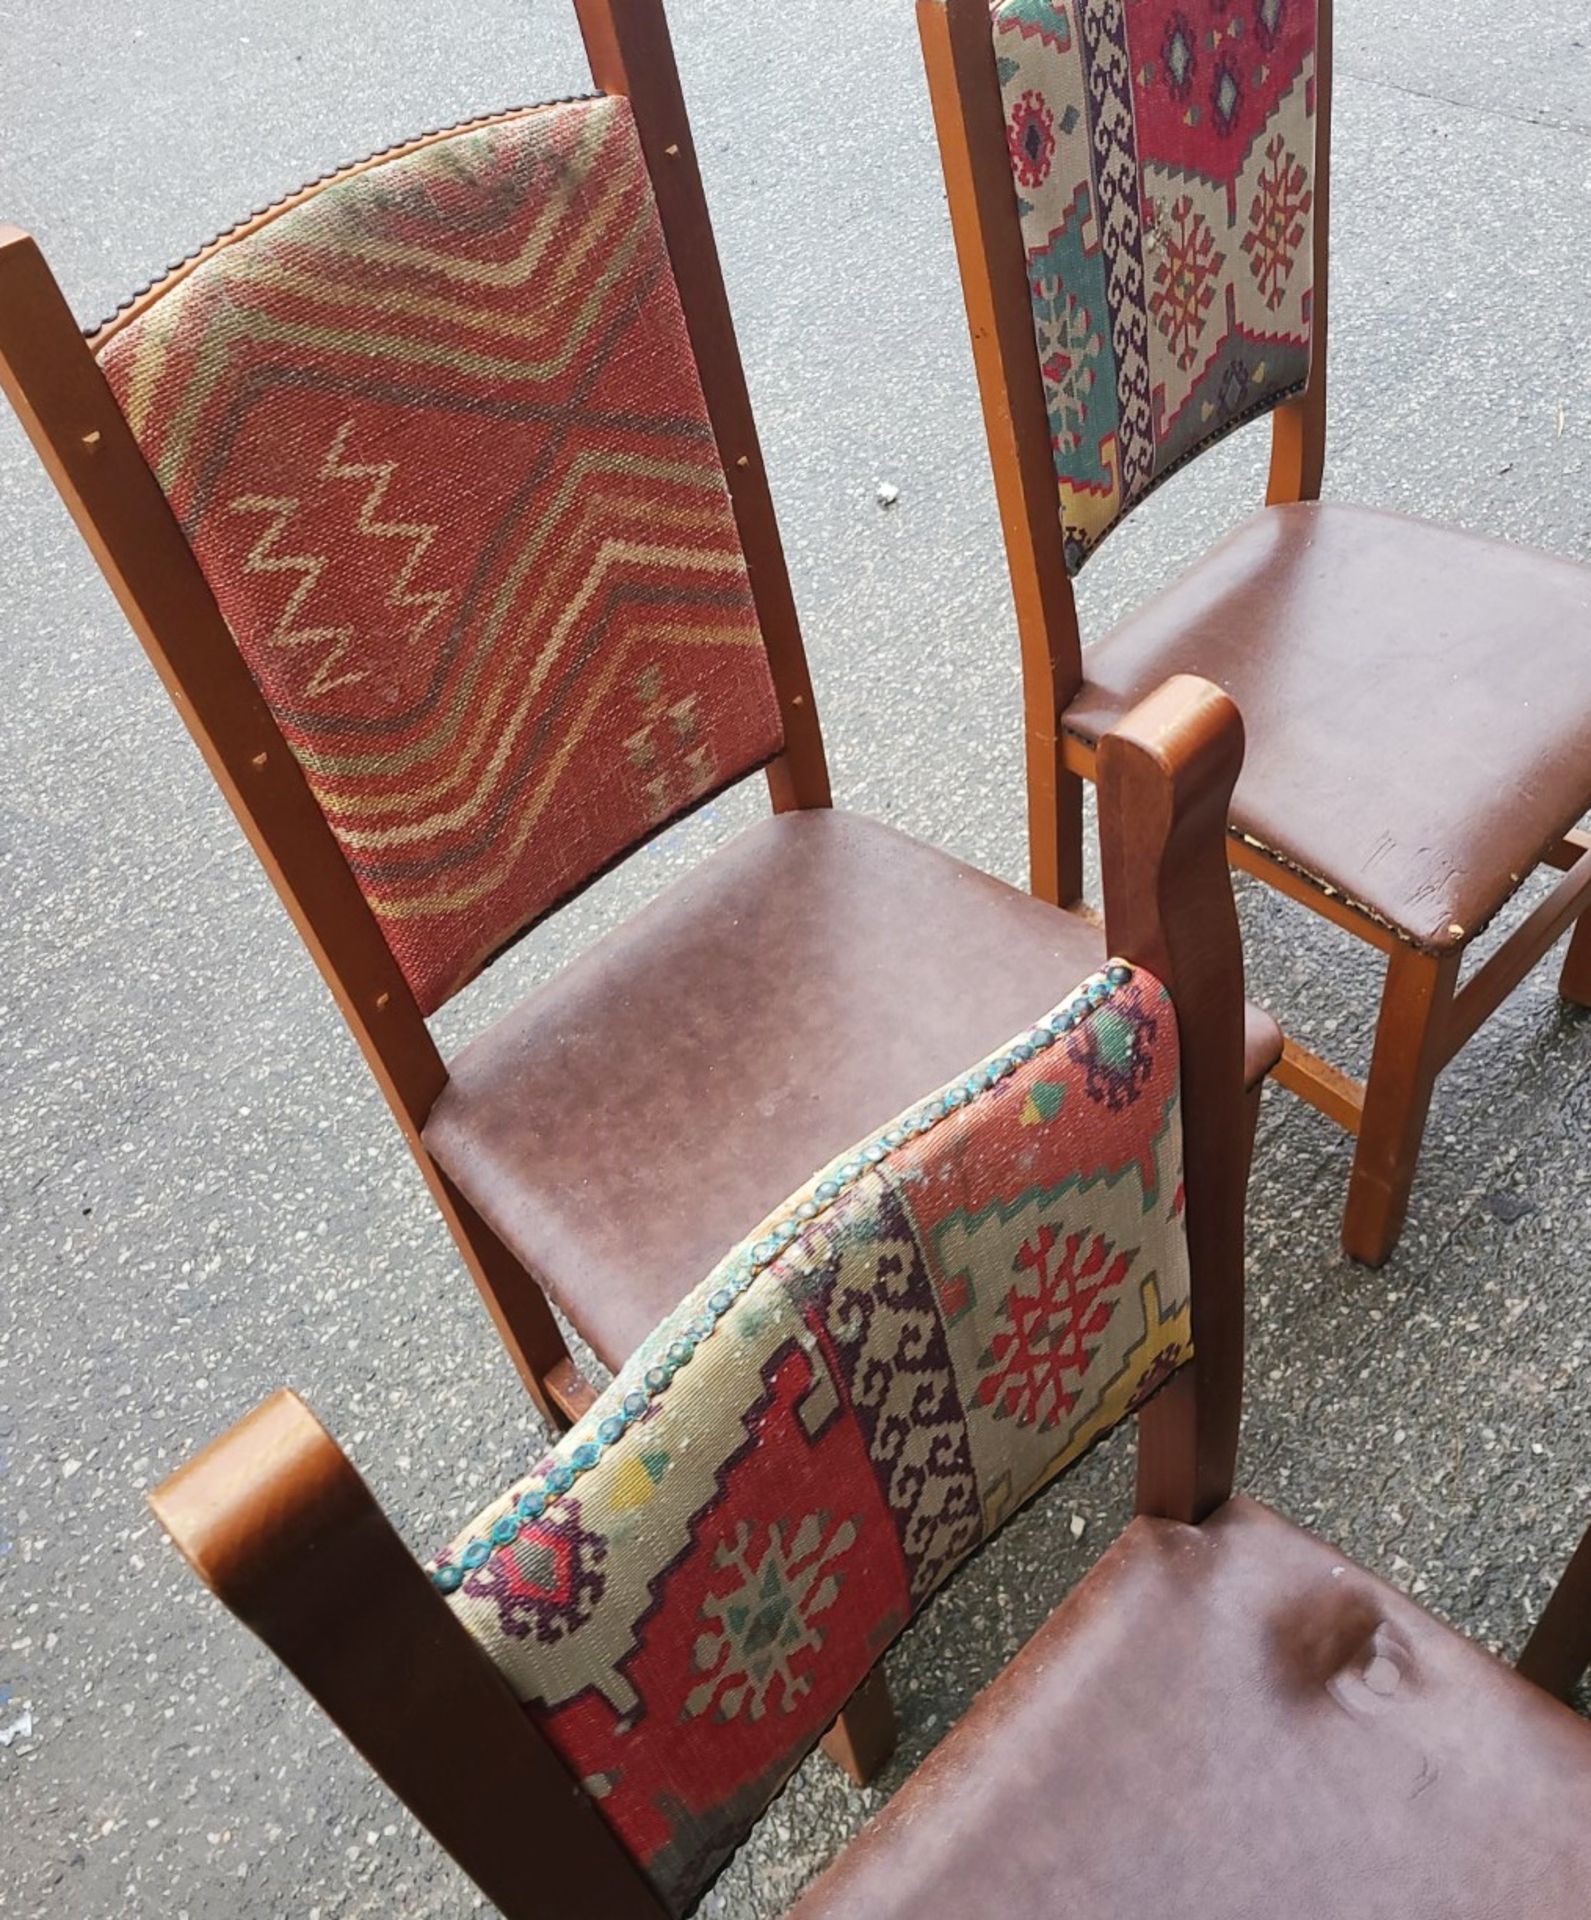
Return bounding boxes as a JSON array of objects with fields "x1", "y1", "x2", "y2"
[
  {"x1": 0, "y1": 0, "x2": 833, "y2": 1437},
  {"x1": 917, "y1": 0, "x2": 1591, "y2": 1265},
  {"x1": 148, "y1": 673, "x2": 1258, "y2": 1918},
  {"x1": 1518, "y1": 1522, "x2": 1591, "y2": 1706}
]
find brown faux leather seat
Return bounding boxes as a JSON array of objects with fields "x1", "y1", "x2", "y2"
[
  {"x1": 424, "y1": 809, "x2": 1280, "y2": 1369},
  {"x1": 1065, "y1": 503, "x2": 1591, "y2": 952},
  {"x1": 791, "y1": 1494, "x2": 1591, "y2": 1920}
]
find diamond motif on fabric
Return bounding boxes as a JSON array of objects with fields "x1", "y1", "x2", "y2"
[
  {"x1": 1037, "y1": 286, "x2": 1107, "y2": 453},
  {"x1": 1211, "y1": 57, "x2": 1244, "y2": 134},
  {"x1": 1008, "y1": 90, "x2": 1058, "y2": 188},
  {"x1": 1161, "y1": 14, "x2": 1197, "y2": 99},
  {"x1": 464, "y1": 1500, "x2": 607, "y2": 1646}
]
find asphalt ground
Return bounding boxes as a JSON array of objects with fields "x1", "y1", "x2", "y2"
[{"x1": 1, "y1": 1, "x2": 1588, "y2": 1914}]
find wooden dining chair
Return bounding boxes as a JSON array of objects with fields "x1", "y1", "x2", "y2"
[
  {"x1": 0, "y1": 0, "x2": 1282, "y2": 1487},
  {"x1": 147, "y1": 675, "x2": 1254, "y2": 1915},
  {"x1": 150, "y1": 680, "x2": 1591, "y2": 1919},
  {"x1": 917, "y1": 0, "x2": 1591, "y2": 1265}
]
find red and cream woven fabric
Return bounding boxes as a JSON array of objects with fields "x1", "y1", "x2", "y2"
[
  {"x1": 433, "y1": 962, "x2": 1190, "y2": 1912},
  {"x1": 993, "y1": 0, "x2": 1316, "y2": 569},
  {"x1": 96, "y1": 99, "x2": 782, "y2": 1012}
]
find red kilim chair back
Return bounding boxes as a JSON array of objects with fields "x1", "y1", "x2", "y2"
[{"x1": 94, "y1": 98, "x2": 782, "y2": 1013}]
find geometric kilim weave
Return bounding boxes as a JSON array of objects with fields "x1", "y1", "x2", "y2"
[
  {"x1": 431, "y1": 962, "x2": 1190, "y2": 1913},
  {"x1": 993, "y1": 0, "x2": 1315, "y2": 571},
  {"x1": 95, "y1": 98, "x2": 782, "y2": 1013}
]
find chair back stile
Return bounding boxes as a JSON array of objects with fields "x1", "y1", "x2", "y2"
[
  {"x1": 572, "y1": 0, "x2": 829, "y2": 814},
  {"x1": 1099, "y1": 677, "x2": 1247, "y2": 1522},
  {"x1": 1265, "y1": 0, "x2": 1331, "y2": 505}
]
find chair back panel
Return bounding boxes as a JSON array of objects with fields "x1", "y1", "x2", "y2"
[
  {"x1": 433, "y1": 962, "x2": 1189, "y2": 1912},
  {"x1": 94, "y1": 97, "x2": 782, "y2": 1013},
  {"x1": 993, "y1": 0, "x2": 1316, "y2": 570}
]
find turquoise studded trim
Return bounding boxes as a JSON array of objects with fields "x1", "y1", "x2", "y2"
[{"x1": 431, "y1": 961, "x2": 1136, "y2": 1594}]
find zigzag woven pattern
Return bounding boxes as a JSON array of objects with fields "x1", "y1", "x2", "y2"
[
  {"x1": 994, "y1": 0, "x2": 1315, "y2": 570},
  {"x1": 96, "y1": 98, "x2": 783, "y2": 1012}
]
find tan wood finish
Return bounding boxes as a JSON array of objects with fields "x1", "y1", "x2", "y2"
[
  {"x1": 919, "y1": 0, "x2": 1591, "y2": 1265},
  {"x1": 1274, "y1": 1038, "x2": 1365, "y2": 1137},
  {"x1": 915, "y1": 0, "x2": 1086, "y2": 908},
  {"x1": 1342, "y1": 947, "x2": 1462, "y2": 1264},
  {"x1": 817, "y1": 1668, "x2": 900, "y2": 1786},
  {"x1": 1100, "y1": 680, "x2": 1249, "y2": 1524}
]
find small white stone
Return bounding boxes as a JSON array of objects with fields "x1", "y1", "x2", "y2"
[{"x1": 1070, "y1": 1513, "x2": 1087, "y2": 1541}]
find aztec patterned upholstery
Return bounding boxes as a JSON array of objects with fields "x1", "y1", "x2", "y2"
[
  {"x1": 95, "y1": 99, "x2": 782, "y2": 1013},
  {"x1": 993, "y1": 0, "x2": 1316, "y2": 569},
  {"x1": 433, "y1": 961, "x2": 1190, "y2": 1913}
]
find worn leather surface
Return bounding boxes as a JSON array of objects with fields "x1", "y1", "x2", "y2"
[
  {"x1": 789, "y1": 1495, "x2": 1591, "y2": 1920},
  {"x1": 1065, "y1": 503, "x2": 1591, "y2": 951},
  {"x1": 424, "y1": 811, "x2": 1279, "y2": 1369}
]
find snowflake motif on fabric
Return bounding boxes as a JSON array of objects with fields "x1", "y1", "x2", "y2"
[
  {"x1": 976, "y1": 1226, "x2": 1129, "y2": 1430},
  {"x1": 1160, "y1": 12, "x2": 1197, "y2": 100},
  {"x1": 1008, "y1": 90, "x2": 1057, "y2": 188},
  {"x1": 1076, "y1": 1000, "x2": 1158, "y2": 1110},
  {"x1": 1242, "y1": 133, "x2": 1311, "y2": 308},
  {"x1": 1033, "y1": 281, "x2": 1105, "y2": 455},
  {"x1": 467, "y1": 1501, "x2": 607, "y2": 1646},
  {"x1": 685, "y1": 1512, "x2": 857, "y2": 1723},
  {"x1": 1148, "y1": 196, "x2": 1224, "y2": 370}
]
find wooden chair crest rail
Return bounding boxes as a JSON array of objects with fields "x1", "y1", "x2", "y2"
[
  {"x1": 917, "y1": 0, "x2": 1591, "y2": 1264},
  {"x1": 150, "y1": 681, "x2": 1591, "y2": 1918}
]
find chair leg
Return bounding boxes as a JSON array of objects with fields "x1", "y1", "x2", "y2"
[
  {"x1": 817, "y1": 1666, "x2": 897, "y2": 1786},
  {"x1": 1517, "y1": 1523, "x2": 1591, "y2": 1704},
  {"x1": 1342, "y1": 945, "x2": 1460, "y2": 1267},
  {"x1": 1240, "y1": 1076, "x2": 1264, "y2": 1188},
  {"x1": 1559, "y1": 908, "x2": 1591, "y2": 1008},
  {"x1": 435, "y1": 1173, "x2": 593, "y2": 1434},
  {"x1": 1029, "y1": 758, "x2": 1087, "y2": 912}
]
